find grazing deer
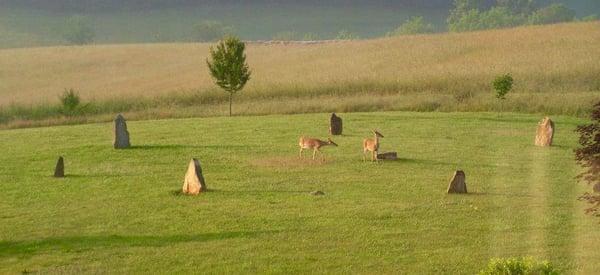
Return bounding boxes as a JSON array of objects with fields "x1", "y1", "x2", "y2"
[
  {"x1": 299, "y1": 136, "x2": 338, "y2": 160},
  {"x1": 363, "y1": 130, "x2": 384, "y2": 162}
]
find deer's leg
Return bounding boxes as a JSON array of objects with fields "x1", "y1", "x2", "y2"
[
  {"x1": 363, "y1": 149, "x2": 368, "y2": 162},
  {"x1": 299, "y1": 147, "x2": 303, "y2": 158},
  {"x1": 371, "y1": 150, "x2": 376, "y2": 162},
  {"x1": 312, "y1": 149, "x2": 317, "y2": 160}
]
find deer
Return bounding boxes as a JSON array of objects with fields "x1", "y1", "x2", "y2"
[
  {"x1": 298, "y1": 136, "x2": 338, "y2": 160},
  {"x1": 363, "y1": 130, "x2": 384, "y2": 162}
]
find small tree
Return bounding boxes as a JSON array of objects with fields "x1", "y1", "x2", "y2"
[
  {"x1": 206, "y1": 36, "x2": 251, "y2": 116},
  {"x1": 59, "y1": 88, "x2": 81, "y2": 115},
  {"x1": 575, "y1": 101, "x2": 600, "y2": 218},
  {"x1": 493, "y1": 73, "x2": 513, "y2": 99},
  {"x1": 387, "y1": 16, "x2": 435, "y2": 36},
  {"x1": 63, "y1": 15, "x2": 95, "y2": 45}
]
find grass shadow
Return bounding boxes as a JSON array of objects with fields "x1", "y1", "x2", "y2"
[
  {"x1": 127, "y1": 144, "x2": 247, "y2": 150},
  {"x1": 0, "y1": 231, "x2": 275, "y2": 259},
  {"x1": 170, "y1": 189, "x2": 217, "y2": 196},
  {"x1": 128, "y1": 144, "x2": 198, "y2": 150},
  {"x1": 61, "y1": 173, "x2": 124, "y2": 179}
]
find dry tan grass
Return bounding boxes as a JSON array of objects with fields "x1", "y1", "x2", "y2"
[{"x1": 0, "y1": 22, "x2": 598, "y2": 107}]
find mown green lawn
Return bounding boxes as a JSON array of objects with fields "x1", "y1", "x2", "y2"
[{"x1": 0, "y1": 112, "x2": 598, "y2": 274}]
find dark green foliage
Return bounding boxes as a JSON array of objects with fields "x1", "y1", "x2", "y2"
[
  {"x1": 493, "y1": 74, "x2": 513, "y2": 99},
  {"x1": 528, "y1": 4, "x2": 576, "y2": 25},
  {"x1": 387, "y1": 16, "x2": 435, "y2": 36},
  {"x1": 63, "y1": 15, "x2": 95, "y2": 45},
  {"x1": 59, "y1": 89, "x2": 81, "y2": 115},
  {"x1": 206, "y1": 36, "x2": 251, "y2": 116},
  {"x1": 575, "y1": 101, "x2": 600, "y2": 218},
  {"x1": 479, "y1": 257, "x2": 559, "y2": 275},
  {"x1": 192, "y1": 20, "x2": 234, "y2": 42}
]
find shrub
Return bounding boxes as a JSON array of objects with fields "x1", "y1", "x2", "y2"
[
  {"x1": 335, "y1": 30, "x2": 359, "y2": 40},
  {"x1": 387, "y1": 16, "x2": 435, "y2": 36},
  {"x1": 59, "y1": 89, "x2": 81, "y2": 115},
  {"x1": 493, "y1": 74, "x2": 513, "y2": 99},
  {"x1": 447, "y1": 0, "x2": 485, "y2": 32},
  {"x1": 479, "y1": 257, "x2": 559, "y2": 275},
  {"x1": 580, "y1": 14, "x2": 598, "y2": 22},
  {"x1": 575, "y1": 101, "x2": 600, "y2": 218},
  {"x1": 449, "y1": 7, "x2": 525, "y2": 32},
  {"x1": 192, "y1": 20, "x2": 235, "y2": 42},
  {"x1": 449, "y1": 9, "x2": 484, "y2": 32},
  {"x1": 478, "y1": 7, "x2": 525, "y2": 29},
  {"x1": 63, "y1": 15, "x2": 95, "y2": 45},
  {"x1": 272, "y1": 31, "x2": 298, "y2": 41},
  {"x1": 528, "y1": 4, "x2": 576, "y2": 25}
]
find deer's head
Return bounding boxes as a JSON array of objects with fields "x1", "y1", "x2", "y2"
[
  {"x1": 327, "y1": 138, "x2": 338, "y2": 146},
  {"x1": 372, "y1": 130, "x2": 384, "y2": 138}
]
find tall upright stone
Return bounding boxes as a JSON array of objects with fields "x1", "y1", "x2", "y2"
[
  {"x1": 447, "y1": 170, "x2": 467, "y2": 194},
  {"x1": 329, "y1": 113, "x2": 343, "y2": 136},
  {"x1": 54, "y1": 156, "x2": 64, "y2": 178},
  {"x1": 182, "y1": 158, "x2": 207, "y2": 195},
  {"x1": 113, "y1": 114, "x2": 131, "y2": 149},
  {"x1": 535, "y1": 117, "x2": 555, "y2": 147}
]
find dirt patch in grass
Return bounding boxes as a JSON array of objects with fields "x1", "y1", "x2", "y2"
[{"x1": 250, "y1": 156, "x2": 332, "y2": 169}]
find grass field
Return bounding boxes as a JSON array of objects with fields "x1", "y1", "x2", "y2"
[
  {"x1": 1, "y1": 112, "x2": 598, "y2": 273},
  {"x1": 0, "y1": 22, "x2": 599, "y2": 128}
]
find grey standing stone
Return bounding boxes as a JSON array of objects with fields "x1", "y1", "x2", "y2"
[
  {"x1": 329, "y1": 113, "x2": 343, "y2": 136},
  {"x1": 182, "y1": 158, "x2": 207, "y2": 195},
  {"x1": 535, "y1": 117, "x2": 555, "y2": 147},
  {"x1": 54, "y1": 156, "x2": 64, "y2": 178},
  {"x1": 447, "y1": 170, "x2": 468, "y2": 194},
  {"x1": 113, "y1": 114, "x2": 131, "y2": 149}
]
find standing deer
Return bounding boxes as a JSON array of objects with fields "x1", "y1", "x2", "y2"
[
  {"x1": 363, "y1": 130, "x2": 384, "y2": 162},
  {"x1": 298, "y1": 136, "x2": 338, "y2": 160}
]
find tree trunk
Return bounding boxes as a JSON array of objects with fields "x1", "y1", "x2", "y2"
[{"x1": 229, "y1": 93, "x2": 232, "y2": 117}]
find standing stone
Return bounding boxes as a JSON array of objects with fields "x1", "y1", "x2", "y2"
[
  {"x1": 535, "y1": 117, "x2": 555, "y2": 147},
  {"x1": 54, "y1": 156, "x2": 64, "y2": 178},
  {"x1": 329, "y1": 113, "x2": 343, "y2": 136},
  {"x1": 182, "y1": 158, "x2": 207, "y2": 195},
  {"x1": 113, "y1": 114, "x2": 131, "y2": 149},
  {"x1": 447, "y1": 170, "x2": 468, "y2": 194}
]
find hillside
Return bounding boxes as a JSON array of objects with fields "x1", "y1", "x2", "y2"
[
  {"x1": 1, "y1": 112, "x2": 599, "y2": 273},
  {"x1": 0, "y1": 22, "x2": 599, "y2": 127}
]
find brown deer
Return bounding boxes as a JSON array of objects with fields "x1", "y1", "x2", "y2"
[
  {"x1": 298, "y1": 136, "x2": 338, "y2": 160},
  {"x1": 363, "y1": 130, "x2": 384, "y2": 161}
]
